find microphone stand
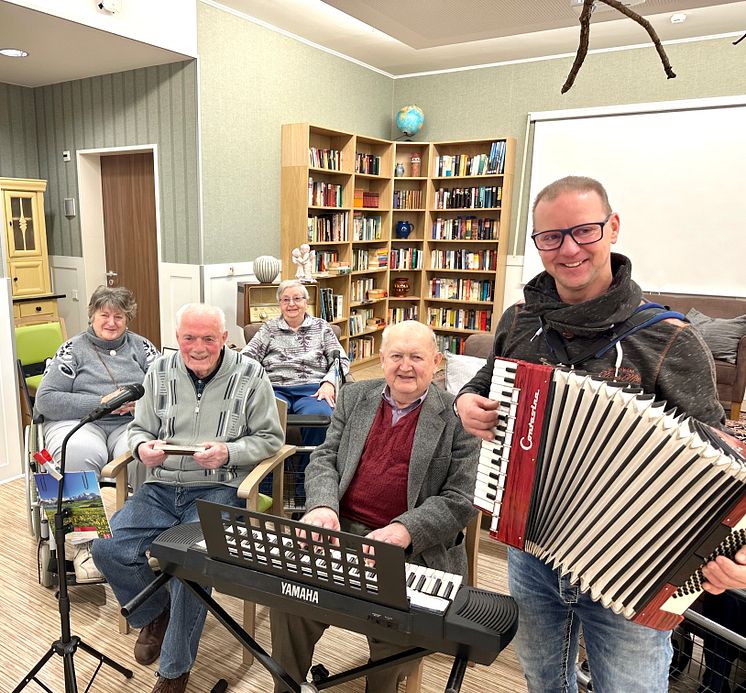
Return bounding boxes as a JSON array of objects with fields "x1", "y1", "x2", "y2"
[{"x1": 14, "y1": 419, "x2": 133, "y2": 692}]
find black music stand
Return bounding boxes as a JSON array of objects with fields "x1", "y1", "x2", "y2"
[{"x1": 14, "y1": 421, "x2": 133, "y2": 693}]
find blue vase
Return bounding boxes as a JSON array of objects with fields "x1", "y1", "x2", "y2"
[{"x1": 395, "y1": 220, "x2": 413, "y2": 239}]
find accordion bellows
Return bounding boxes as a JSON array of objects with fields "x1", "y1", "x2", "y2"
[{"x1": 474, "y1": 358, "x2": 746, "y2": 630}]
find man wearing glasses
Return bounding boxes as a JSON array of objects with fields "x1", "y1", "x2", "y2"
[{"x1": 455, "y1": 176, "x2": 730, "y2": 692}]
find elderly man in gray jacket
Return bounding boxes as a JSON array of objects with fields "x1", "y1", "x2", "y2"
[
  {"x1": 92, "y1": 303, "x2": 284, "y2": 693},
  {"x1": 270, "y1": 320, "x2": 479, "y2": 693}
]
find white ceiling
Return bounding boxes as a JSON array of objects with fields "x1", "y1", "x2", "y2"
[
  {"x1": 0, "y1": 0, "x2": 744, "y2": 87},
  {"x1": 217, "y1": 0, "x2": 746, "y2": 75}
]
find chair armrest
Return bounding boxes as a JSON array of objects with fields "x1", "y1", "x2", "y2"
[
  {"x1": 100, "y1": 451, "x2": 134, "y2": 479},
  {"x1": 101, "y1": 451, "x2": 135, "y2": 510},
  {"x1": 237, "y1": 444, "x2": 297, "y2": 499}
]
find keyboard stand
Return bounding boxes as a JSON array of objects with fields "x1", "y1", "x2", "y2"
[{"x1": 124, "y1": 573, "x2": 434, "y2": 692}]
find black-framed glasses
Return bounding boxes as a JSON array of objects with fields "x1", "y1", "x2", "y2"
[{"x1": 531, "y1": 214, "x2": 612, "y2": 251}]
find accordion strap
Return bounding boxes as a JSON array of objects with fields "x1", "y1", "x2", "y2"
[{"x1": 542, "y1": 302, "x2": 686, "y2": 367}]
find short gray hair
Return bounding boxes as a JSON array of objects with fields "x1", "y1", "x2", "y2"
[
  {"x1": 175, "y1": 303, "x2": 226, "y2": 332},
  {"x1": 532, "y1": 175, "x2": 612, "y2": 219},
  {"x1": 276, "y1": 279, "x2": 309, "y2": 302},
  {"x1": 87, "y1": 285, "x2": 137, "y2": 323},
  {"x1": 381, "y1": 320, "x2": 438, "y2": 353}
]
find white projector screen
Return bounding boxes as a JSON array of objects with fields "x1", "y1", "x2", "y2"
[{"x1": 521, "y1": 100, "x2": 746, "y2": 297}]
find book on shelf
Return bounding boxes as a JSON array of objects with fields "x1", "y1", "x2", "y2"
[
  {"x1": 352, "y1": 213, "x2": 382, "y2": 241},
  {"x1": 393, "y1": 189, "x2": 423, "y2": 210},
  {"x1": 389, "y1": 247, "x2": 423, "y2": 270},
  {"x1": 427, "y1": 306, "x2": 492, "y2": 331},
  {"x1": 429, "y1": 248, "x2": 497, "y2": 271},
  {"x1": 308, "y1": 212, "x2": 348, "y2": 242},
  {"x1": 434, "y1": 186, "x2": 502, "y2": 210},
  {"x1": 308, "y1": 178, "x2": 343, "y2": 207},
  {"x1": 436, "y1": 334, "x2": 468, "y2": 355},
  {"x1": 388, "y1": 306, "x2": 419, "y2": 323},
  {"x1": 355, "y1": 152, "x2": 381, "y2": 175},
  {"x1": 348, "y1": 336, "x2": 375, "y2": 362},
  {"x1": 309, "y1": 146, "x2": 340, "y2": 170},
  {"x1": 362, "y1": 191, "x2": 380, "y2": 208},
  {"x1": 319, "y1": 287, "x2": 341, "y2": 322},
  {"x1": 431, "y1": 216, "x2": 499, "y2": 241},
  {"x1": 429, "y1": 277, "x2": 495, "y2": 302}
]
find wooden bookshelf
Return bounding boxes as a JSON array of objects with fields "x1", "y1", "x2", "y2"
[{"x1": 281, "y1": 124, "x2": 515, "y2": 364}]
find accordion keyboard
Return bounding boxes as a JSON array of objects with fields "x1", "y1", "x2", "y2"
[{"x1": 474, "y1": 358, "x2": 519, "y2": 516}]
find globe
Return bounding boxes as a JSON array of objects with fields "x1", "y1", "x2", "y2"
[{"x1": 396, "y1": 104, "x2": 424, "y2": 137}]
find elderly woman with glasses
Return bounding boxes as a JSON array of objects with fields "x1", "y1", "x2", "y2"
[
  {"x1": 242, "y1": 279, "x2": 349, "y2": 423},
  {"x1": 35, "y1": 285, "x2": 158, "y2": 491}
]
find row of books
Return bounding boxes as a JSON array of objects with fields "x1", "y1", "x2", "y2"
[
  {"x1": 308, "y1": 213, "x2": 348, "y2": 242},
  {"x1": 349, "y1": 307, "x2": 375, "y2": 336},
  {"x1": 348, "y1": 336, "x2": 375, "y2": 362},
  {"x1": 393, "y1": 189, "x2": 424, "y2": 210},
  {"x1": 355, "y1": 152, "x2": 381, "y2": 175},
  {"x1": 436, "y1": 334, "x2": 468, "y2": 355},
  {"x1": 352, "y1": 248, "x2": 388, "y2": 272},
  {"x1": 434, "y1": 186, "x2": 502, "y2": 210},
  {"x1": 427, "y1": 307, "x2": 492, "y2": 332},
  {"x1": 390, "y1": 247, "x2": 423, "y2": 270},
  {"x1": 388, "y1": 306, "x2": 419, "y2": 323},
  {"x1": 352, "y1": 213, "x2": 382, "y2": 241},
  {"x1": 309, "y1": 178, "x2": 343, "y2": 208},
  {"x1": 431, "y1": 216, "x2": 499, "y2": 241},
  {"x1": 354, "y1": 189, "x2": 380, "y2": 209},
  {"x1": 429, "y1": 248, "x2": 498, "y2": 271},
  {"x1": 314, "y1": 250, "x2": 338, "y2": 273},
  {"x1": 309, "y1": 146, "x2": 341, "y2": 170},
  {"x1": 429, "y1": 277, "x2": 495, "y2": 302},
  {"x1": 319, "y1": 287, "x2": 343, "y2": 322},
  {"x1": 351, "y1": 277, "x2": 375, "y2": 303},
  {"x1": 434, "y1": 141, "x2": 506, "y2": 177}
]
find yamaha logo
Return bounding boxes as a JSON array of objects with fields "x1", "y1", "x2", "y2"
[{"x1": 281, "y1": 581, "x2": 319, "y2": 604}]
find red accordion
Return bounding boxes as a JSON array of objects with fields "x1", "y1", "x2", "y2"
[{"x1": 474, "y1": 357, "x2": 746, "y2": 630}]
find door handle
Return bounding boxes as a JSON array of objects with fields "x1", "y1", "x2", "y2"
[{"x1": 105, "y1": 270, "x2": 118, "y2": 286}]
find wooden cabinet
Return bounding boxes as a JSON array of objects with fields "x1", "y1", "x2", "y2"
[
  {"x1": 237, "y1": 282, "x2": 318, "y2": 325},
  {"x1": 280, "y1": 125, "x2": 515, "y2": 364},
  {"x1": 1, "y1": 178, "x2": 59, "y2": 324}
]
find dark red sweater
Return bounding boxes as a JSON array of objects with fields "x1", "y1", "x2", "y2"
[{"x1": 339, "y1": 400, "x2": 421, "y2": 530}]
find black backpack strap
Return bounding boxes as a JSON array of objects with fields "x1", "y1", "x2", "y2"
[
  {"x1": 541, "y1": 302, "x2": 686, "y2": 367},
  {"x1": 593, "y1": 302, "x2": 686, "y2": 359}
]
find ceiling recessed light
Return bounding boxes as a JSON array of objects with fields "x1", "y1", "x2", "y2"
[
  {"x1": 670, "y1": 13, "x2": 687, "y2": 24},
  {"x1": 0, "y1": 48, "x2": 29, "y2": 58}
]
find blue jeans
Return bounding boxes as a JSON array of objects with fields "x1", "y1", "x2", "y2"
[
  {"x1": 508, "y1": 548, "x2": 672, "y2": 693},
  {"x1": 273, "y1": 384, "x2": 332, "y2": 499},
  {"x1": 91, "y1": 482, "x2": 242, "y2": 678}
]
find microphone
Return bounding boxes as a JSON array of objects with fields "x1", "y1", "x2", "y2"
[{"x1": 81, "y1": 383, "x2": 145, "y2": 424}]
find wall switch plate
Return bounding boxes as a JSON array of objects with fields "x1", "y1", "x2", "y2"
[{"x1": 62, "y1": 150, "x2": 71, "y2": 162}]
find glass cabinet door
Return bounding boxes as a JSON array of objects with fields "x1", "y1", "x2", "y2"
[{"x1": 4, "y1": 191, "x2": 42, "y2": 257}]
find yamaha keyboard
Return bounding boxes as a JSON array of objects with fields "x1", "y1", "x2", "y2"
[{"x1": 149, "y1": 500, "x2": 517, "y2": 668}]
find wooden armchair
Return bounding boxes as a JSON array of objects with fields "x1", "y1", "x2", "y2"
[{"x1": 100, "y1": 397, "x2": 297, "y2": 657}]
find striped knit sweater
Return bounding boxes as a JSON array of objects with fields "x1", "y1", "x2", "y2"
[
  {"x1": 241, "y1": 314, "x2": 349, "y2": 387},
  {"x1": 129, "y1": 348, "x2": 284, "y2": 487}
]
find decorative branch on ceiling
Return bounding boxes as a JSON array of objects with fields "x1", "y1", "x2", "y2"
[
  {"x1": 562, "y1": 0, "x2": 676, "y2": 93},
  {"x1": 734, "y1": 32, "x2": 746, "y2": 45}
]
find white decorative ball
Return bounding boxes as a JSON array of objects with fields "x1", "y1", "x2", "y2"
[{"x1": 253, "y1": 256, "x2": 281, "y2": 284}]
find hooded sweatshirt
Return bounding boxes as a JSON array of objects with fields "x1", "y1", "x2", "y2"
[{"x1": 460, "y1": 254, "x2": 724, "y2": 426}]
